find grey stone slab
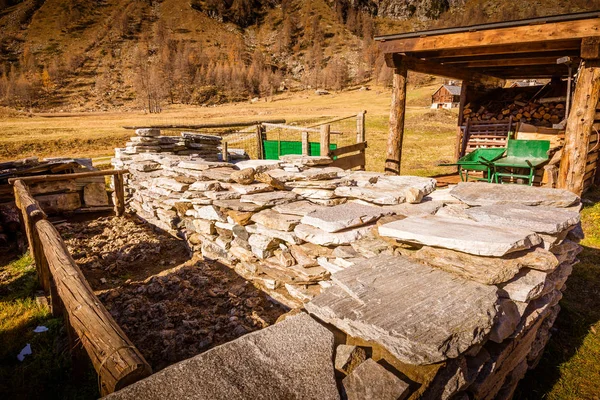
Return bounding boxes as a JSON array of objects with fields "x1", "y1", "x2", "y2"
[
  {"x1": 498, "y1": 268, "x2": 548, "y2": 302},
  {"x1": 306, "y1": 255, "x2": 498, "y2": 365},
  {"x1": 229, "y1": 183, "x2": 273, "y2": 195},
  {"x1": 335, "y1": 186, "x2": 404, "y2": 205},
  {"x1": 177, "y1": 160, "x2": 233, "y2": 171},
  {"x1": 188, "y1": 180, "x2": 224, "y2": 192},
  {"x1": 334, "y1": 345, "x2": 367, "y2": 375},
  {"x1": 374, "y1": 175, "x2": 437, "y2": 203},
  {"x1": 212, "y1": 199, "x2": 265, "y2": 212},
  {"x1": 379, "y1": 215, "x2": 541, "y2": 257},
  {"x1": 292, "y1": 188, "x2": 339, "y2": 200},
  {"x1": 106, "y1": 313, "x2": 339, "y2": 400},
  {"x1": 83, "y1": 183, "x2": 109, "y2": 206},
  {"x1": 205, "y1": 190, "x2": 241, "y2": 200},
  {"x1": 247, "y1": 223, "x2": 304, "y2": 245},
  {"x1": 273, "y1": 200, "x2": 325, "y2": 216},
  {"x1": 299, "y1": 167, "x2": 343, "y2": 181},
  {"x1": 450, "y1": 182, "x2": 579, "y2": 208},
  {"x1": 343, "y1": 359, "x2": 410, "y2": 400},
  {"x1": 241, "y1": 191, "x2": 299, "y2": 206},
  {"x1": 301, "y1": 203, "x2": 389, "y2": 233},
  {"x1": 286, "y1": 178, "x2": 350, "y2": 190},
  {"x1": 251, "y1": 209, "x2": 301, "y2": 232},
  {"x1": 465, "y1": 204, "x2": 580, "y2": 234},
  {"x1": 381, "y1": 200, "x2": 443, "y2": 217},
  {"x1": 233, "y1": 159, "x2": 282, "y2": 172},
  {"x1": 279, "y1": 155, "x2": 333, "y2": 166},
  {"x1": 294, "y1": 223, "x2": 374, "y2": 246},
  {"x1": 411, "y1": 246, "x2": 559, "y2": 285}
]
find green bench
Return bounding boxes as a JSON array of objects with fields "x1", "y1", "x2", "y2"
[
  {"x1": 492, "y1": 139, "x2": 550, "y2": 185},
  {"x1": 440, "y1": 148, "x2": 506, "y2": 183}
]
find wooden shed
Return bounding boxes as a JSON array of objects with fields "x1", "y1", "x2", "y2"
[
  {"x1": 375, "y1": 11, "x2": 600, "y2": 195},
  {"x1": 431, "y1": 84, "x2": 462, "y2": 109}
]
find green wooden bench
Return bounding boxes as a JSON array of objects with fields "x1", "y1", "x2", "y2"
[
  {"x1": 492, "y1": 139, "x2": 550, "y2": 185},
  {"x1": 439, "y1": 148, "x2": 506, "y2": 183}
]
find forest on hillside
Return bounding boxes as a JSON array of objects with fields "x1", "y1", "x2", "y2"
[{"x1": 0, "y1": 0, "x2": 598, "y2": 112}]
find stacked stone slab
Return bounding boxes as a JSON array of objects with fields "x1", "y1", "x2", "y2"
[
  {"x1": 116, "y1": 129, "x2": 222, "y2": 161},
  {"x1": 112, "y1": 146, "x2": 583, "y2": 400}
]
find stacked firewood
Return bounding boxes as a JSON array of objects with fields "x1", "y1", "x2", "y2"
[{"x1": 464, "y1": 94, "x2": 566, "y2": 127}]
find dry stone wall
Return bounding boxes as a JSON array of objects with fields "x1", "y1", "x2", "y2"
[{"x1": 111, "y1": 130, "x2": 583, "y2": 400}]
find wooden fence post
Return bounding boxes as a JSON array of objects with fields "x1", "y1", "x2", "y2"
[
  {"x1": 356, "y1": 110, "x2": 366, "y2": 144},
  {"x1": 113, "y1": 173, "x2": 125, "y2": 217},
  {"x1": 302, "y1": 132, "x2": 309, "y2": 156},
  {"x1": 256, "y1": 124, "x2": 264, "y2": 159},
  {"x1": 385, "y1": 61, "x2": 408, "y2": 174},
  {"x1": 320, "y1": 124, "x2": 331, "y2": 157},
  {"x1": 222, "y1": 141, "x2": 229, "y2": 162}
]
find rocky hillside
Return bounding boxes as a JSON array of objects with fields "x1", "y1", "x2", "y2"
[{"x1": 0, "y1": 0, "x2": 597, "y2": 112}]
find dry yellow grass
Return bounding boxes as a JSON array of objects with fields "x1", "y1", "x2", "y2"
[{"x1": 0, "y1": 84, "x2": 457, "y2": 176}]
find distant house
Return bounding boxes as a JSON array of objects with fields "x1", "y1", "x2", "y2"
[
  {"x1": 510, "y1": 80, "x2": 542, "y2": 88},
  {"x1": 431, "y1": 84, "x2": 461, "y2": 109}
]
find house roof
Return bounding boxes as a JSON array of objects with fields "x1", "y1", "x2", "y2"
[
  {"x1": 375, "y1": 11, "x2": 600, "y2": 80},
  {"x1": 442, "y1": 84, "x2": 462, "y2": 96}
]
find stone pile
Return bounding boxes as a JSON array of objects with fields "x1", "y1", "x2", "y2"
[
  {"x1": 112, "y1": 145, "x2": 583, "y2": 400},
  {"x1": 117, "y1": 129, "x2": 222, "y2": 162}
]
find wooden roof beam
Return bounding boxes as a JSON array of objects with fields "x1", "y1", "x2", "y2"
[
  {"x1": 445, "y1": 56, "x2": 581, "y2": 68},
  {"x1": 411, "y1": 40, "x2": 582, "y2": 60},
  {"x1": 384, "y1": 53, "x2": 505, "y2": 88},
  {"x1": 429, "y1": 49, "x2": 581, "y2": 64},
  {"x1": 378, "y1": 19, "x2": 600, "y2": 54}
]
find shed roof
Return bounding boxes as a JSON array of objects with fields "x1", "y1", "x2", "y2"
[{"x1": 375, "y1": 11, "x2": 600, "y2": 80}]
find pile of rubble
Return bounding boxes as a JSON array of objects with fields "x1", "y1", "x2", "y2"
[
  {"x1": 112, "y1": 149, "x2": 583, "y2": 399},
  {"x1": 115, "y1": 129, "x2": 223, "y2": 163}
]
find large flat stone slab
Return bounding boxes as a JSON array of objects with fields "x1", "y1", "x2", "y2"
[
  {"x1": 301, "y1": 203, "x2": 389, "y2": 233},
  {"x1": 450, "y1": 182, "x2": 579, "y2": 208},
  {"x1": 306, "y1": 255, "x2": 498, "y2": 365},
  {"x1": 251, "y1": 209, "x2": 301, "y2": 232},
  {"x1": 294, "y1": 223, "x2": 374, "y2": 246},
  {"x1": 412, "y1": 246, "x2": 559, "y2": 285},
  {"x1": 106, "y1": 313, "x2": 339, "y2": 400},
  {"x1": 273, "y1": 200, "x2": 325, "y2": 216},
  {"x1": 241, "y1": 191, "x2": 299, "y2": 206},
  {"x1": 465, "y1": 204, "x2": 580, "y2": 234},
  {"x1": 334, "y1": 186, "x2": 405, "y2": 205},
  {"x1": 379, "y1": 215, "x2": 541, "y2": 256},
  {"x1": 342, "y1": 358, "x2": 410, "y2": 400}
]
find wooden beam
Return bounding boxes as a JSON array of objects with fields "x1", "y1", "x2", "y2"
[
  {"x1": 320, "y1": 125, "x2": 331, "y2": 158},
  {"x1": 558, "y1": 60, "x2": 600, "y2": 195},
  {"x1": 431, "y1": 49, "x2": 581, "y2": 65},
  {"x1": 35, "y1": 219, "x2": 152, "y2": 394},
  {"x1": 329, "y1": 142, "x2": 367, "y2": 157},
  {"x1": 445, "y1": 56, "x2": 581, "y2": 68},
  {"x1": 582, "y1": 37, "x2": 600, "y2": 59},
  {"x1": 123, "y1": 119, "x2": 286, "y2": 130},
  {"x1": 8, "y1": 169, "x2": 128, "y2": 185},
  {"x1": 385, "y1": 53, "x2": 505, "y2": 88},
  {"x1": 415, "y1": 40, "x2": 582, "y2": 60},
  {"x1": 378, "y1": 19, "x2": 600, "y2": 54},
  {"x1": 112, "y1": 173, "x2": 125, "y2": 217},
  {"x1": 385, "y1": 62, "x2": 408, "y2": 175}
]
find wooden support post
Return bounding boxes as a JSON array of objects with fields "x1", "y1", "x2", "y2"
[
  {"x1": 112, "y1": 173, "x2": 125, "y2": 217},
  {"x1": 356, "y1": 110, "x2": 366, "y2": 143},
  {"x1": 558, "y1": 60, "x2": 600, "y2": 195},
  {"x1": 320, "y1": 124, "x2": 331, "y2": 157},
  {"x1": 456, "y1": 81, "x2": 469, "y2": 160},
  {"x1": 302, "y1": 131, "x2": 309, "y2": 156},
  {"x1": 385, "y1": 62, "x2": 408, "y2": 174},
  {"x1": 256, "y1": 124, "x2": 264, "y2": 159},
  {"x1": 222, "y1": 141, "x2": 229, "y2": 163}
]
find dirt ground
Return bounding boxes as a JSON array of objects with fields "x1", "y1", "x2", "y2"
[{"x1": 57, "y1": 215, "x2": 287, "y2": 371}]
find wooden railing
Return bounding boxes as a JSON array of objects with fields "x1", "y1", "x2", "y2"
[{"x1": 11, "y1": 170, "x2": 151, "y2": 396}]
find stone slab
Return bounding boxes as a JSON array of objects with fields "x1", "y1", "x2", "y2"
[
  {"x1": 234, "y1": 159, "x2": 282, "y2": 172},
  {"x1": 292, "y1": 188, "x2": 339, "y2": 200},
  {"x1": 498, "y1": 268, "x2": 548, "y2": 302},
  {"x1": 343, "y1": 358, "x2": 410, "y2": 400},
  {"x1": 106, "y1": 313, "x2": 339, "y2": 400},
  {"x1": 279, "y1": 155, "x2": 333, "y2": 166},
  {"x1": 450, "y1": 182, "x2": 579, "y2": 208},
  {"x1": 83, "y1": 183, "x2": 109, "y2": 206},
  {"x1": 294, "y1": 224, "x2": 374, "y2": 246},
  {"x1": 379, "y1": 215, "x2": 541, "y2": 257},
  {"x1": 241, "y1": 191, "x2": 299, "y2": 206},
  {"x1": 273, "y1": 200, "x2": 325, "y2": 216},
  {"x1": 230, "y1": 183, "x2": 273, "y2": 195},
  {"x1": 411, "y1": 246, "x2": 559, "y2": 285},
  {"x1": 251, "y1": 209, "x2": 301, "y2": 232},
  {"x1": 306, "y1": 255, "x2": 498, "y2": 365},
  {"x1": 177, "y1": 160, "x2": 233, "y2": 171},
  {"x1": 334, "y1": 345, "x2": 367, "y2": 375},
  {"x1": 335, "y1": 186, "x2": 405, "y2": 205},
  {"x1": 465, "y1": 204, "x2": 580, "y2": 234},
  {"x1": 381, "y1": 200, "x2": 443, "y2": 217},
  {"x1": 301, "y1": 203, "x2": 389, "y2": 233},
  {"x1": 212, "y1": 199, "x2": 265, "y2": 212}
]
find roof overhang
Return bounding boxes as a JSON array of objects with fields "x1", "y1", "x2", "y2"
[{"x1": 376, "y1": 11, "x2": 600, "y2": 80}]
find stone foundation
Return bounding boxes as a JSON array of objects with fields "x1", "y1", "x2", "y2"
[{"x1": 109, "y1": 131, "x2": 582, "y2": 400}]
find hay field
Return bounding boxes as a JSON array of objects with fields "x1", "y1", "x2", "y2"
[{"x1": 0, "y1": 85, "x2": 458, "y2": 176}]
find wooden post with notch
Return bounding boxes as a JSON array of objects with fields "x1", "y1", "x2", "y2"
[
  {"x1": 320, "y1": 124, "x2": 331, "y2": 157},
  {"x1": 356, "y1": 110, "x2": 366, "y2": 143},
  {"x1": 385, "y1": 57, "x2": 408, "y2": 175},
  {"x1": 558, "y1": 56, "x2": 600, "y2": 194},
  {"x1": 302, "y1": 131, "x2": 309, "y2": 156},
  {"x1": 222, "y1": 141, "x2": 229, "y2": 163},
  {"x1": 113, "y1": 173, "x2": 125, "y2": 217}
]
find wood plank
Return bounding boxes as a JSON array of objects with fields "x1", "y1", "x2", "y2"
[
  {"x1": 582, "y1": 37, "x2": 600, "y2": 59},
  {"x1": 385, "y1": 62, "x2": 408, "y2": 174},
  {"x1": 123, "y1": 119, "x2": 286, "y2": 130},
  {"x1": 445, "y1": 56, "x2": 581, "y2": 68},
  {"x1": 584, "y1": 168, "x2": 596, "y2": 181},
  {"x1": 113, "y1": 174, "x2": 125, "y2": 217},
  {"x1": 429, "y1": 48, "x2": 581, "y2": 64},
  {"x1": 320, "y1": 125, "x2": 331, "y2": 159},
  {"x1": 587, "y1": 152, "x2": 599, "y2": 164},
  {"x1": 558, "y1": 60, "x2": 600, "y2": 195},
  {"x1": 330, "y1": 152, "x2": 366, "y2": 170},
  {"x1": 385, "y1": 53, "x2": 504, "y2": 87},
  {"x1": 8, "y1": 169, "x2": 128, "y2": 185},
  {"x1": 35, "y1": 219, "x2": 151, "y2": 394},
  {"x1": 585, "y1": 161, "x2": 597, "y2": 174},
  {"x1": 378, "y1": 19, "x2": 598, "y2": 54},
  {"x1": 329, "y1": 142, "x2": 367, "y2": 157}
]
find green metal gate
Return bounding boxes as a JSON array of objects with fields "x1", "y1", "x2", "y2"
[{"x1": 262, "y1": 140, "x2": 337, "y2": 160}]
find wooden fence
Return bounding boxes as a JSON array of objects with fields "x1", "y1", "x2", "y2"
[{"x1": 11, "y1": 170, "x2": 151, "y2": 396}]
